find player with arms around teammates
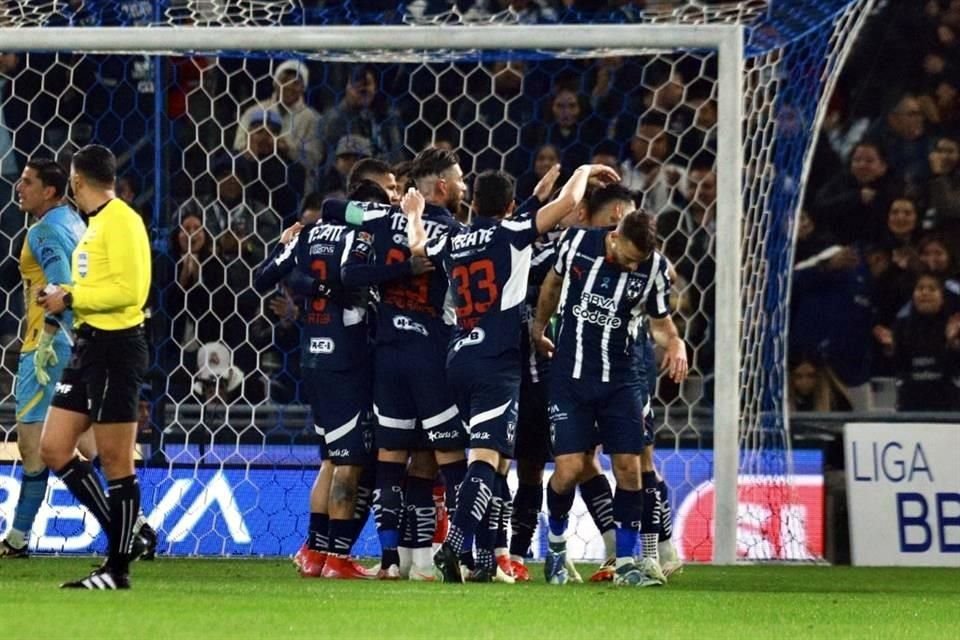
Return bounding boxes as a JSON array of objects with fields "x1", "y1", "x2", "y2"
[
  {"x1": 533, "y1": 207, "x2": 688, "y2": 586},
  {"x1": 404, "y1": 162, "x2": 619, "y2": 582},
  {"x1": 38, "y1": 145, "x2": 152, "y2": 589},
  {"x1": 323, "y1": 148, "x2": 467, "y2": 580}
]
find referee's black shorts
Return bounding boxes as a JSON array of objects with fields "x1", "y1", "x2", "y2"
[{"x1": 51, "y1": 324, "x2": 148, "y2": 423}]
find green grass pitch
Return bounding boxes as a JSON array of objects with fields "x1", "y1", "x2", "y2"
[{"x1": 1, "y1": 559, "x2": 957, "y2": 639}]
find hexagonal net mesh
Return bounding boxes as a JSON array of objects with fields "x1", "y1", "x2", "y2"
[{"x1": 0, "y1": 1, "x2": 873, "y2": 561}]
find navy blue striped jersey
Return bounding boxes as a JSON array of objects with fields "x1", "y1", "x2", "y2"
[
  {"x1": 426, "y1": 212, "x2": 540, "y2": 366},
  {"x1": 553, "y1": 226, "x2": 672, "y2": 382},
  {"x1": 323, "y1": 199, "x2": 461, "y2": 346},
  {"x1": 520, "y1": 230, "x2": 562, "y2": 384},
  {"x1": 254, "y1": 222, "x2": 370, "y2": 371}
]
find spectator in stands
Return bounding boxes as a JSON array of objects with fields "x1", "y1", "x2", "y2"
[
  {"x1": 233, "y1": 60, "x2": 322, "y2": 188},
  {"x1": 884, "y1": 197, "x2": 922, "y2": 272},
  {"x1": 658, "y1": 158, "x2": 715, "y2": 370},
  {"x1": 521, "y1": 84, "x2": 608, "y2": 171},
  {"x1": 813, "y1": 141, "x2": 902, "y2": 246},
  {"x1": 515, "y1": 143, "x2": 564, "y2": 201},
  {"x1": 918, "y1": 233, "x2": 960, "y2": 309},
  {"x1": 790, "y1": 209, "x2": 875, "y2": 410},
  {"x1": 234, "y1": 109, "x2": 306, "y2": 226},
  {"x1": 591, "y1": 140, "x2": 621, "y2": 171},
  {"x1": 870, "y1": 93, "x2": 934, "y2": 190},
  {"x1": 788, "y1": 353, "x2": 851, "y2": 413},
  {"x1": 193, "y1": 341, "x2": 246, "y2": 406},
  {"x1": 926, "y1": 135, "x2": 960, "y2": 243},
  {"x1": 317, "y1": 134, "x2": 372, "y2": 199},
  {"x1": 321, "y1": 64, "x2": 403, "y2": 164},
  {"x1": 620, "y1": 111, "x2": 683, "y2": 214},
  {"x1": 177, "y1": 156, "x2": 279, "y2": 242},
  {"x1": 883, "y1": 272, "x2": 960, "y2": 411}
]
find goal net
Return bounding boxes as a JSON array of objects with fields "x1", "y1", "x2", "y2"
[{"x1": 0, "y1": 0, "x2": 874, "y2": 562}]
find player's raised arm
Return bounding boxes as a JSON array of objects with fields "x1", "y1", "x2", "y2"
[
  {"x1": 402, "y1": 187, "x2": 429, "y2": 257},
  {"x1": 534, "y1": 164, "x2": 619, "y2": 235}
]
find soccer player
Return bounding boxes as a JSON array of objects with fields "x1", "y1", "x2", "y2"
[
  {"x1": 322, "y1": 147, "x2": 466, "y2": 580},
  {"x1": 532, "y1": 208, "x2": 688, "y2": 586},
  {"x1": 38, "y1": 144, "x2": 152, "y2": 589},
  {"x1": 255, "y1": 187, "x2": 382, "y2": 579},
  {"x1": 0, "y1": 158, "x2": 86, "y2": 557},
  {"x1": 511, "y1": 183, "x2": 634, "y2": 582},
  {"x1": 406, "y1": 162, "x2": 619, "y2": 582},
  {"x1": 348, "y1": 157, "x2": 401, "y2": 205}
]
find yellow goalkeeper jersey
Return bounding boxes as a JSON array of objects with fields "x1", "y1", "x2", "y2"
[{"x1": 67, "y1": 198, "x2": 151, "y2": 331}]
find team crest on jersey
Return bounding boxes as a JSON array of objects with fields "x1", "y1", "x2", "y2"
[{"x1": 626, "y1": 275, "x2": 647, "y2": 302}]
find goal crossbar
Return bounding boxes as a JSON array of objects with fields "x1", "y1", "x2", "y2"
[{"x1": 0, "y1": 22, "x2": 745, "y2": 565}]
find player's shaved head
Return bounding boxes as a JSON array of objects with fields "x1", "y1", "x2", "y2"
[{"x1": 72, "y1": 144, "x2": 116, "y2": 188}]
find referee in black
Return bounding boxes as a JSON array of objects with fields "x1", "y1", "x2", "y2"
[{"x1": 39, "y1": 145, "x2": 151, "y2": 589}]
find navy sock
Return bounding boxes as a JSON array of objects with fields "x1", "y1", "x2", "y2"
[
  {"x1": 657, "y1": 479, "x2": 673, "y2": 542},
  {"x1": 309, "y1": 512, "x2": 329, "y2": 552},
  {"x1": 448, "y1": 460, "x2": 495, "y2": 554},
  {"x1": 641, "y1": 471, "x2": 661, "y2": 557},
  {"x1": 106, "y1": 475, "x2": 140, "y2": 574},
  {"x1": 404, "y1": 476, "x2": 436, "y2": 549},
  {"x1": 373, "y1": 461, "x2": 405, "y2": 568},
  {"x1": 580, "y1": 473, "x2": 615, "y2": 535},
  {"x1": 613, "y1": 487, "x2": 643, "y2": 560},
  {"x1": 11, "y1": 468, "x2": 49, "y2": 539},
  {"x1": 546, "y1": 481, "x2": 575, "y2": 538},
  {"x1": 509, "y1": 482, "x2": 542, "y2": 557},
  {"x1": 439, "y1": 460, "x2": 467, "y2": 516},
  {"x1": 349, "y1": 465, "x2": 375, "y2": 548},
  {"x1": 328, "y1": 519, "x2": 354, "y2": 556},
  {"x1": 495, "y1": 473, "x2": 511, "y2": 551},
  {"x1": 54, "y1": 457, "x2": 110, "y2": 530},
  {"x1": 476, "y1": 475, "x2": 501, "y2": 559}
]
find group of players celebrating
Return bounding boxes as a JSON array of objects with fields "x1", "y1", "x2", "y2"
[
  {"x1": 1, "y1": 144, "x2": 685, "y2": 587},
  {"x1": 255, "y1": 146, "x2": 688, "y2": 586}
]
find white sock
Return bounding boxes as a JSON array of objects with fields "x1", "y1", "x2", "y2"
[
  {"x1": 602, "y1": 528, "x2": 616, "y2": 559},
  {"x1": 412, "y1": 547, "x2": 433, "y2": 572},
  {"x1": 398, "y1": 546, "x2": 412, "y2": 577},
  {"x1": 642, "y1": 533, "x2": 659, "y2": 561}
]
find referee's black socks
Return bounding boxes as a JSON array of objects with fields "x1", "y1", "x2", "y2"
[
  {"x1": 54, "y1": 456, "x2": 110, "y2": 530},
  {"x1": 106, "y1": 475, "x2": 141, "y2": 574}
]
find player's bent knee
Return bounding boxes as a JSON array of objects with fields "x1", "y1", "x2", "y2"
[
  {"x1": 611, "y1": 455, "x2": 641, "y2": 489},
  {"x1": 516, "y1": 459, "x2": 544, "y2": 484},
  {"x1": 551, "y1": 454, "x2": 584, "y2": 492},
  {"x1": 468, "y1": 447, "x2": 500, "y2": 468},
  {"x1": 408, "y1": 450, "x2": 438, "y2": 478}
]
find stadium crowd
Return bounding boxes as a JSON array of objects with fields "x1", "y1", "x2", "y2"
[{"x1": 1, "y1": 1, "x2": 959, "y2": 416}]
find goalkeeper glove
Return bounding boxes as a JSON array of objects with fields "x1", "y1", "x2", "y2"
[{"x1": 34, "y1": 331, "x2": 58, "y2": 386}]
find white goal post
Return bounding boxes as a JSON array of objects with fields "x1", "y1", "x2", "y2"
[{"x1": 0, "y1": 6, "x2": 874, "y2": 562}]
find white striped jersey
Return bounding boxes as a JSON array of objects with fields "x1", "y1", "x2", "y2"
[
  {"x1": 425, "y1": 211, "x2": 540, "y2": 366},
  {"x1": 553, "y1": 226, "x2": 672, "y2": 382}
]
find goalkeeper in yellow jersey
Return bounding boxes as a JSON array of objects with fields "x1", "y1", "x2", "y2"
[{"x1": 38, "y1": 145, "x2": 152, "y2": 590}]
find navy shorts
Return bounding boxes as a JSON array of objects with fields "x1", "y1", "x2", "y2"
[
  {"x1": 548, "y1": 372, "x2": 649, "y2": 456},
  {"x1": 447, "y1": 356, "x2": 520, "y2": 458},
  {"x1": 373, "y1": 341, "x2": 465, "y2": 452},
  {"x1": 303, "y1": 365, "x2": 374, "y2": 465},
  {"x1": 514, "y1": 377, "x2": 551, "y2": 465}
]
